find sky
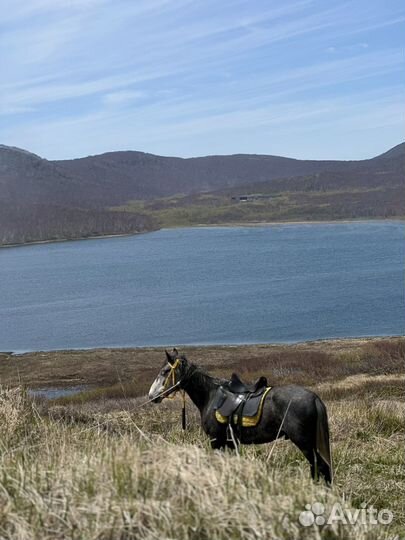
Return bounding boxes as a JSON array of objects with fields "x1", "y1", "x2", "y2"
[{"x1": 1, "y1": 0, "x2": 404, "y2": 160}]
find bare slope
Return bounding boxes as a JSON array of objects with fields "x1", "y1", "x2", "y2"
[
  {"x1": 54, "y1": 142, "x2": 405, "y2": 204},
  {"x1": 0, "y1": 146, "x2": 158, "y2": 245},
  {"x1": 0, "y1": 143, "x2": 404, "y2": 245}
]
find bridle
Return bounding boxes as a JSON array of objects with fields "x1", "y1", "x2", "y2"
[
  {"x1": 138, "y1": 357, "x2": 199, "y2": 430},
  {"x1": 162, "y1": 358, "x2": 182, "y2": 396}
]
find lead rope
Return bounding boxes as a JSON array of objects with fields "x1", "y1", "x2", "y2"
[
  {"x1": 181, "y1": 390, "x2": 186, "y2": 430},
  {"x1": 170, "y1": 360, "x2": 187, "y2": 430}
]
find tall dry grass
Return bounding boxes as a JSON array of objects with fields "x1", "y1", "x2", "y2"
[{"x1": 0, "y1": 370, "x2": 404, "y2": 539}]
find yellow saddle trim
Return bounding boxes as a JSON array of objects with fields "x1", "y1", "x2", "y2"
[{"x1": 215, "y1": 386, "x2": 272, "y2": 427}]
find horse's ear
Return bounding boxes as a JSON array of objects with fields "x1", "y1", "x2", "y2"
[
  {"x1": 172, "y1": 347, "x2": 179, "y2": 357},
  {"x1": 165, "y1": 350, "x2": 174, "y2": 364}
]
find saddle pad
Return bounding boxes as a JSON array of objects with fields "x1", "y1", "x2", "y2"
[{"x1": 215, "y1": 387, "x2": 271, "y2": 427}]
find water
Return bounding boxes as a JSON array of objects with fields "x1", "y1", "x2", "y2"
[
  {"x1": 0, "y1": 222, "x2": 404, "y2": 352},
  {"x1": 28, "y1": 386, "x2": 88, "y2": 399}
]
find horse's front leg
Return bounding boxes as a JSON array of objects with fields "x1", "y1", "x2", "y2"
[
  {"x1": 210, "y1": 436, "x2": 236, "y2": 450},
  {"x1": 210, "y1": 436, "x2": 226, "y2": 450},
  {"x1": 202, "y1": 416, "x2": 230, "y2": 450},
  {"x1": 208, "y1": 425, "x2": 238, "y2": 451}
]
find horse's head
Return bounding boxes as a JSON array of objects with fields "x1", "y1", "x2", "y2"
[{"x1": 148, "y1": 348, "x2": 189, "y2": 403}]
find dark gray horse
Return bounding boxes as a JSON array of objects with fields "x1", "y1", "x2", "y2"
[{"x1": 149, "y1": 350, "x2": 333, "y2": 483}]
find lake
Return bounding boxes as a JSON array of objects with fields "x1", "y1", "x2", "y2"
[{"x1": 0, "y1": 222, "x2": 404, "y2": 352}]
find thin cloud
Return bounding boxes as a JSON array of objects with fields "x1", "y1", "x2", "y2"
[
  {"x1": 1, "y1": 0, "x2": 404, "y2": 159},
  {"x1": 102, "y1": 90, "x2": 145, "y2": 106}
]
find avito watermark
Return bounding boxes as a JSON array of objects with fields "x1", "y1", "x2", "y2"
[{"x1": 298, "y1": 502, "x2": 393, "y2": 527}]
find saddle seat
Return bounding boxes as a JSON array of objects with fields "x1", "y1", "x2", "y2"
[{"x1": 227, "y1": 372, "x2": 268, "y2": 394}]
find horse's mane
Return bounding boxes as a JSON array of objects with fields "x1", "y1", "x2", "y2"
[{"x1": 185, "y1": 359, "x2": 227, "y2": 387}]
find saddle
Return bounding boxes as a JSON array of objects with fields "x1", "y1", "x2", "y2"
[
  {"x1": 214, "y1": 372, "x2": 271, "y2": 429},
  {"x1": 227, "y1": 372, "x2": 268, "y2": 394}
]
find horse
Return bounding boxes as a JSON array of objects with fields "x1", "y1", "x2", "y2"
[{"x1": 148, "y1": 349, "x2": 333, "y2": 484}]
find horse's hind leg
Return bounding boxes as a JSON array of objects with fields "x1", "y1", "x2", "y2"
[
  {"x1": 286, "y1": 430, "x2": 318, "y2": 480},
  {"x1": 286, "y1": 417, "x2": 331, "y2": 482},
  {"x1": 299, "y1": 445, "x2": 332, "y2": 484},
  {"x1": 299, "y1": 446, "x2": 318, "y2": 480},
  {"x1": 316, "y1": 452, "x2": 332, "y2": 484}
]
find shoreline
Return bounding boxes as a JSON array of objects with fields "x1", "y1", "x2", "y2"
[
  {"x1": 0, "y1": 230, "x2": 148, "y2": 250},
  {"x1": 188, "y1": 217, "x2": 405, "y2": 228},
  {"x1": 4, "y1": 335, "x2": 403, "y2": 357},
  {"x1": 0, "y1": 336, "x2": 403, "y2": 390},
  {"x1": 1, "y1": 217, "x2": 404, "y2": 250}
]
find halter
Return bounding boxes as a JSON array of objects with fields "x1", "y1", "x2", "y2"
[{"x1": 163, "y1": 358, "x2": 182, "y2": 395}]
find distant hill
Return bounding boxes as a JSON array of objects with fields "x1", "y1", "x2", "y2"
[
  {"x1": 372, "y1": 142, "x2": 405, "y2": 160},
  {"x1": 0, "y1": 146, "x2": 157, "y2": 245},
  {"x1": 0, "y1": 143, "x2": 404, "y2": 245},
  {"x1": 53, "y1": 143, "x2": 405, "y2": 205}
]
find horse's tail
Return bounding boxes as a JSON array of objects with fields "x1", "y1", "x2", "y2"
[{"x1": 315, "y1": 397, "x2": 333, "y2": 484}]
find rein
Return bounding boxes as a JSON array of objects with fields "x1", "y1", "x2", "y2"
[{"x1": 135, "y1": 380, "x2": 182, "y2": 409}]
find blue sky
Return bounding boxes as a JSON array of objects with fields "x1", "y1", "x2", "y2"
[{"x1": 1, "y1": 0, "x2": 404, "y2": 160}]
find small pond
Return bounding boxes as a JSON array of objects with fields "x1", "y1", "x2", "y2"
[{"x1": 28, "y1": 386, "x2": 88, "y2": 400}]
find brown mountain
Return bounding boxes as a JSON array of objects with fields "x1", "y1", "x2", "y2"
[
  {"x1": 0, "y1": 142, "x2": 404, "y2": 245},
  {"x1": 53, "y1": 143, "x2": 405, "y2": 205}
]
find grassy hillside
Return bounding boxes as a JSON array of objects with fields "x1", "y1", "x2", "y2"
[
  {"x1": 114, "y1": 184, "x2": 405, "y2": 228},
  {"x1": 0, "y1": 338, "x2": 403, "y2": 538},
  {"x1": 113, "y1": 155, "x2": 405, "y2": 226},
  {"x1": 1, "y1": 143, "x2": 404, "y2": 245}
]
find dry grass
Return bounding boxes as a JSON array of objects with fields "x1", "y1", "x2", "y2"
[
  {"x1": 2, "y1": 337, "x2": 402, "y2": 399},
  {"x1": 0, "y1": 339, "x2": 404, "y2": 539}
]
